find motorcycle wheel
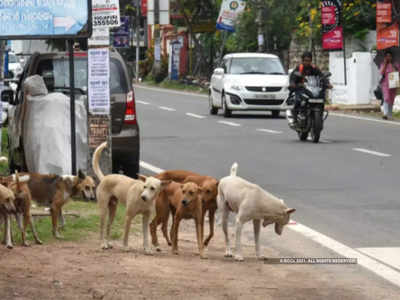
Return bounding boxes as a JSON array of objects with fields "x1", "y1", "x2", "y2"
[
  {"x1": 298, "y1": 131, "x2": 308, "y2": 141},
  {"x1": 311, "y1": 111, "x2": 322, "y2": 143}
]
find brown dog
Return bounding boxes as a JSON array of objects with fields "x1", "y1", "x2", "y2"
[
  {"x1": 22, "y1": 170, "x2": 96, "y2": 238},
  {"x1": 0, "y1": 172, "x2": 42, "y2": 247},
  {"x1": 169, "y1": 182, "x2": 206, "y2": 259},
  {"x1": 150, "y1": 170, "x2": 218, "y2": 250},
  {"x1": 0, "y1": 183, "x2": 17, "y2": 248}
]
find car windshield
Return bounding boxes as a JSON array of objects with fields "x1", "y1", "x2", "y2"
[
  {"x1": 229, "y1": 57, "x2": 285, "y2": 75},
  {"x1": 36, "y1": 57, "x2": 128, "y2": 94},
  {"x1": 8, "y1": 54, "x2": 18, "y2": 63}
]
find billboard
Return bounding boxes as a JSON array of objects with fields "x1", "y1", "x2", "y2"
[
  {"x1": 216, "y1": 0, "x2": 247, "y2": 32},
  {"x1": 321, "y1": 0, "x2": 343, "y2": 50},
  {"x1": 0, "y1": 0, "x2": 91, "y2": 39}
]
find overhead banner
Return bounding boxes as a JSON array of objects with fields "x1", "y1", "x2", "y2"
[
  {"x1": 0, "y1": 0, "x2": 91, "y2": 39},
  {"x1": 377, "y1": 23, "x2": 399, "y2": 50},
  {"x1": 216, "y1": 0, "x2": 247, "y2": 32},
  {"x1": 321, "y1": 0, "x2": 343, "y2": 50},
  {"x1": 376, "y1": 1, "x2": 392, "y2": 24}
]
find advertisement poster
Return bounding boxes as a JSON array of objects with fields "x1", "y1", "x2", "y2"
[
  {"x1": 216, "y1": 0, "x2": 247, "y2": 32},
  {"x1": 376, "y1": 1, "x2": 392, "y2": 24},
  {"x1": 92, "y1": 0, "x2": 121, "y2": 28},
  {"x1": 322, "y1": 26, "x2": 343, "y2": 50},
  {"x1": 88, "y1": 48, "x2": 110, "y2": 115},
  {"x1": 321, "y1": 0, "x2": 342, "y2": 50},
  {"x1": 377, "y1": 23, "x2": 399, "y2": 50},
  {"x1": 113, "y1": 16, "x2": 130, "y2": 48},
  {"x1": 0, "y1": 0, "x2": 90, "y2": 38}
]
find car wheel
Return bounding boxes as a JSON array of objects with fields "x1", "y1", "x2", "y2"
[
  {"x1": 209, "y1": 91, "x2": 218, "y2": 115},
  {"x1": 271, "y1": 110, "x2": 280, "y2": 118},
  {"x1": 222, "y1": 94, "x2": 232, "y2": 118}
]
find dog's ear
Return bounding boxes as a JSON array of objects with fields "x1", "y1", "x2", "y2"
[
  {"x1": 78, "y1": 169, "x2": 86, "y2": 180},
  {"x1": 138, "y1": 174, "x2": 147, "y2": 182},
  {"x1": 286, "y1": 208, "x2": 296, "y2": 215}
]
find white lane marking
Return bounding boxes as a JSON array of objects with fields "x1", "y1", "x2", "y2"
[
  {"x1": 159, "y1": 106, "x2": 176, "y2": 112},
  {"x1": 139, "y1": 161, "x2": 164, "y2": 174},
  {"x1": 357, "y1": 248, "x2": 400, "y2": 271},
  {"x1": 140, "y1": 160, "x2": 400, "y2": 288},
  {"x1": 256, "y1": 128, "x2": 282, "y2": 134},
  {"x1": 136, "y1": 100, "x2": 150, "y2": 105},
  {"x1": 331, "y1": 113, "x2": 400, "y2": 126},
  {"x1": 186, "y1": 113, "x2": 206, "y2": 119},
  {"x1": 290, "y1": 223, "x2": 400, "y2": 288},
  {"x1": 218, "y1": 121, "x2": 241, "y2": 127},
  {"x1": 133, "y1": 84, "x2": 208, "y2": 98},
  {"x1": 353, "y1": 148, "x2": 391, "y2": 157}
]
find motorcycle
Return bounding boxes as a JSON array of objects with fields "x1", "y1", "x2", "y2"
[{"x1": 286, "y1": 71, "x2": 331, "y2": 143}]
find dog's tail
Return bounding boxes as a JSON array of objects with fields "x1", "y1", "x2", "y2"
[
  {"x1": 92, "y1": 142, "x2": 107, "y2": 181},
  {"x1": 0, "y1": 156, "x2": 8, "y2": 164},
  {"x1": 230, "y1": 162, "x2": 238, "y2": 177}
]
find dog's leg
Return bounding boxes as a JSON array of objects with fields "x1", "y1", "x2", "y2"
[
  {"x1": 28, "y1": 214, "x2": 42, "y2": 245},
  {"x1": 17, "y1": 212, "x2": 30, "y2": 247},
  {"x1": 253, "y1": 219, "x2": 263, "y2": 260},
  {"x1": 5, "y1": 215, "x2": 13, "y2": 249},
  {"x1": 106, "y1": 201, "x2": 117, "y2": 249},
  {"x1": 234, "y1": 217, "x2": 244, "y2": 262},
  {"x1": 58, "y1": 209, "x2": 65, "y2": 230},
  {"x1": 171, "y1": 214, "x2": 181, "y2": 255},
  {"x1": 222, "y1": 206, "x2": 232, "y2": 258},
  {"x1": 169, "y1": 210, "x2": 176, "y2": 245},
  {"x1": 123, "y1": 213, "x2": 134, "y2": 250},
  {"x1": 196, "y1": 215, "x2": 207, "y2": 259},
  {"x1": 50, "y1": 206, "x2": 62, "y2": 239},
  {"x1": 204, "y1": 209, "x2": 215, "y2": 248},
  {"x1": 99, "y1": 204, "x2": 109, "y2": 249},
  {"x1": 149, "y1": 216, "x2": 160, "y2": 250},
  {"x1": 142, "y1": 212, "x2": 153, "y2": 255},
  {"x1": 161, "y1": 209, "x2": 171, "y2": 246}
]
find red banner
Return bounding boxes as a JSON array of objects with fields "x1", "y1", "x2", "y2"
[
  {"x1": 377, "y1": 23, "x2": 399, "y2": 50},
  {"x1": 141, "y1": 0, "x2": 147, "y2": 16},
  {"x1": 322, "y1": 26, "x2": 343, "y2": 50},
  {"x1": 322, "y1": 6, "x2": 336, "y2": 25},
  {"x1": 376, "y1": 2, "x2": 392, "y2": 23}
]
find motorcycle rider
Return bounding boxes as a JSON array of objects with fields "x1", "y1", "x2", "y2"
[{"x1": 289, "y1": 51, "x2": 331, "y2": 125}]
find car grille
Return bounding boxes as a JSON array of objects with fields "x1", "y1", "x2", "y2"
[
  {"x1": 244, "y1": 99, "x2": 284, "y2": 105},
  {"x1": 245, "y1": 86, "x2": 282, "y2": 92}
]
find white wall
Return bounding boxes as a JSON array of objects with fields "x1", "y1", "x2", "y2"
[{"x1": 330, "y1": 51, "x2": 379, "y2": 105}]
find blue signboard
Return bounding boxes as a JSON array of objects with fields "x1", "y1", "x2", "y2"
[
  {"x1": 0, "y1": 0, "x2": 92, "y2": 39},
  {"x1": 112, "y1": 17, "x2": 130, "y2": 48}
]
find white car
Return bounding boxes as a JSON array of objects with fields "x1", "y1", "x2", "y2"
[
  {"x1": 209, "y1": 53, "x2": 290, "y2": 117},
  {"x1": 7, "y1": 52, "x2": 23, "y2": 80}
]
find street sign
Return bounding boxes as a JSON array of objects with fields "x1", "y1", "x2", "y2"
[
  {"x1": 92, "y1": 0, "x2": 121, "y2": 28},
  {"x1": 0, "y1": 0, "x2": 91, "y2": 39}
]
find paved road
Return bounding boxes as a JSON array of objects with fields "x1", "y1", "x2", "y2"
[{"x1": 134, "y1": 84, "x2": 400, "y2": 287}]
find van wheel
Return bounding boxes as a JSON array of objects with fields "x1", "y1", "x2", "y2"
[
  {"x1": 222, "y1": 94, "x2": 232, "y2": 118},
  {"x1": 209, "y1": 91, "x2": 218, "y2": 115}
]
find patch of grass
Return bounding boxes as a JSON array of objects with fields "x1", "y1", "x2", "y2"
[
  {"x1": 0, "y1": 127, "x2": 9, "y2": 175},
  {"x1": 10, "y1": 200, "x2": 141, "y2": 245}
]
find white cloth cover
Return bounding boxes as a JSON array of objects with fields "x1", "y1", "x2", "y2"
[{"x1": 22, "y1": 75, "x2": 88, "y2": 174}]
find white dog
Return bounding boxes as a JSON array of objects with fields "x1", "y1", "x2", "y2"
[
  {"x1": 93, "y1": 142, "x2": 168, "y2": 253},
  {"x1": 218, "y1": 163, "x2": 296, "y2": 261}
]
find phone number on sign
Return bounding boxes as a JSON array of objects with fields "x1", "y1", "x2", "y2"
[{"x1": 93, "y1": 15, "x2": 119, "y2": 27}]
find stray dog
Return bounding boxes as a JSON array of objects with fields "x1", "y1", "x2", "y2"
[
  {"x1": 150, "y1": 170, "x2": 218, "y2": 250},
  {"x1": 0, "y1": 172, "x2": 42, "y2": 247},
  {"x1": 93, "y1": 142, "x2": 168, "y2": 253},
  {"x1": 22, "y1": 170, "x2": 96, "y2": 238},
  {"x1": 218, "y1": 163, "x2": 296, "y2": 261},
  {"x1": 168, "y1": 181, "x2": 207, "y2": 259}
]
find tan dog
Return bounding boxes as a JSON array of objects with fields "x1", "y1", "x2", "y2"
[
  {"x1": 150, "y1": 170, "x2": 218, "y2": 250},
  {"x1": 93, "y1": 142, "x2": 168, "y2": 253},
  {"x1": 22, "y1": 170, "x2": 96, "y2": 238},
  {"x1": 0, "y1": 172, "x2": 42, "y2": 247},
  {"x1": 167, "y1": 181, "x2": 206, "y2": 259},
  {"x1": 218, "y1": 163, "x2": 296, "y2": 261}
]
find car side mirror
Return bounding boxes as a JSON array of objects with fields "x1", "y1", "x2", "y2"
[
  {"x1": 1, "y1": 89, "x2": 15, "y2": 105},
  {"x1": 213, "y1": 68, "x2": 224, "y2": 75}
]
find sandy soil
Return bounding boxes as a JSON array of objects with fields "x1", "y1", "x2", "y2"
[{"x1": 0, "y1": 219, "x2": 399, "y2": 300}]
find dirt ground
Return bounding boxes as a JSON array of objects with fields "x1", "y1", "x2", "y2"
[{"x1": 0, "y1": 219, "x2": 399, "y2": 300}]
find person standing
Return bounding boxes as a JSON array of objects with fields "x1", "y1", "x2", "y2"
[{"x1": 380, "y1": 49, "x2": 400, "y2": 120}]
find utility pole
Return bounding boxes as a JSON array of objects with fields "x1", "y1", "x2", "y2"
[
  {"x1": 135, "y1": 0, "x2": 140, "y2": 82},
  {"x1": 254, "y1": 0, "x2": 264, "y2": 52},
  {"x1": 153, "y1": 0, "x2": 161, "y2": 77}
]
